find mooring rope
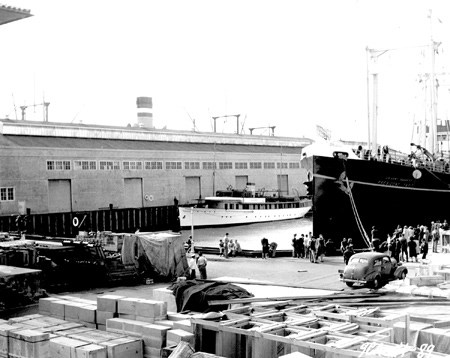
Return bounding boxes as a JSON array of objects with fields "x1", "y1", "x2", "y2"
[{"x1": 344, "y1": 175, "x2": 371, "y2": 249}]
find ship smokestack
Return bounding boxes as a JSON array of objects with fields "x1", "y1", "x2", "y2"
[{"x1": 136, "y1": 97, "x2": 153, "y2": 128}]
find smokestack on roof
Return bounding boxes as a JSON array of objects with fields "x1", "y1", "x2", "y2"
[{"x1": 136, "y1": 97, "x2": 153, "y2": 129}]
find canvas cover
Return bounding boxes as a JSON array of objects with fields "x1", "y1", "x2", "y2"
[{"x1": 121, "y1": 232, "x2": 188, "y2": 279}]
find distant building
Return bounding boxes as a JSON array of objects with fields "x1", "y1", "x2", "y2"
[
  {"x1": 0, "y1": 119, "x2": 312, "y2": 215},
  {"x1": 0, "y1": 7, "x2": 313, "y2": 217}
]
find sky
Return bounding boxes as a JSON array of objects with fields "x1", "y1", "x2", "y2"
[{"x1": 1, "y1": 0, "x2": 450, "y2": 152}]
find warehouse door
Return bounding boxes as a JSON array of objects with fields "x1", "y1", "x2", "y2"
[
  {"x1": 185, "y1": 176, "x2": 201, "y2": 204},
  {"x1": 235, "y1": 176, "x2": 248, "y2": 190},
  {"x1": 277, "y1": 175, "x2": 289, "y2": 196},
  {"x1": 124, "y1": 178, "x2": 143, "y2": 208},
  {"x1": 48, "y1": 179, "x2": 72, "y2": 212}
]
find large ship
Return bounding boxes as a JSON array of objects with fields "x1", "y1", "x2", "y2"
[
  {"x1": 301, "y1": 23, "x2": 450, "y2": 249},
  {"x1": 179, "y1": 183, "x2": 311, "y2": 228},
  {"x1": 301, "y1": 142, "x2": 450, "y2": 249}
]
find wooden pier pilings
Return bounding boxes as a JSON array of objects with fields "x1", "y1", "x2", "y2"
[{"x1": 0, "y1": 205, "x2": 179, "y2": 238}]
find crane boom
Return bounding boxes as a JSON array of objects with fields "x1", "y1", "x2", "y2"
[
  {"x1": 211, "y1": 114, "x2": 241, "y2": 134},
  {"x1": 20, "y1": 102, "x2": 50, "y2": 122}
]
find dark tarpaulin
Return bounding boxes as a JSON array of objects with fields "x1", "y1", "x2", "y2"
[
  {"x1": 121, "y1": 233, "x2": 188, "y2": 279},
  {"x1": 169, "y1": 280, "x2": 254, "y2": 312}
]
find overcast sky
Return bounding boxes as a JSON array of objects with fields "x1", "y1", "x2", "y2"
[{"x1": 1, "y1": 0, "x2": 450, "y2": 152}]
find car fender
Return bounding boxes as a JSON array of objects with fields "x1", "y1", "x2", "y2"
[
  {"x1": 394, "y1": 266, "x2": 407, "y2": 278},
  {"x1": 364, "y1": 269, "x2": 379, "y2": 281}
]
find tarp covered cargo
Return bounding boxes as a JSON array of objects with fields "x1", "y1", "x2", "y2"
[{"x1": 121, "y1": 232, "x2": 188, "y2": 279}]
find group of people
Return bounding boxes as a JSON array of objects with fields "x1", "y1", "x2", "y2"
[
  {"x1": 384, "y1": 222, "x2": 447, "y2": 262},
  {"x1": 219, "y1": 233, "x2": 242, "y2": 258},
  {"x1": 291, "y1": 233, "x2": 333, "y2": 263},
  {"x1": 183, "y1": 236, "x2": 208, "y2": 280},
  {"x1": 354, "y1": 144, "x2": 391, "y2": 163},
  {"x1": 340, "y1": 220, "x2": 449, "y2": 265},
  {"x1": 187, "y1": 251, "x2": 207, "y2": 280},
  {"x1": 260, "y1": 238, "x2": 278, "y2": 259}
]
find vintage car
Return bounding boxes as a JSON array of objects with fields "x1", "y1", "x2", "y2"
[{"x1": 339, "y1": 252, "x2": 408, "y2": 289}]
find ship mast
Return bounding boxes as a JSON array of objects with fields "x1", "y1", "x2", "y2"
[
  {"x1": 428, "y1": 9, "x2": 439, "y2": 154},
  {"x1": 366, "y1": 48, "x2": 388, "y2": 157}
]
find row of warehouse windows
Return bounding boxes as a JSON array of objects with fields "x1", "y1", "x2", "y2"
[{"x1": 47, "y1": 160, "x2": 300, "y2": 171}]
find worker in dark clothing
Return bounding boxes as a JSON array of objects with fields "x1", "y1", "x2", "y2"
[
  {"x1": 261, "y1": 237, "x2": 269, "y2": 259},
  {"x1": 343, "y1": 244, "x2": 354, "y2": 265}
]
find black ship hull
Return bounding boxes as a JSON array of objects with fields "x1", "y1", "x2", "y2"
[{"x1": 302, "y1": 156, "x2": 450, "y2": 249}]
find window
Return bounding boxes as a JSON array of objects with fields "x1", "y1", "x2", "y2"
[
  {"x1": 219, "y1": 162, "x2": 232, "y2": 170},
  {"x1": 277, "y1": 162, "x2": 288, "y2": 169},
  {"x1": 235, "y1": 162, "x2": 248, "y2": 169},
  {"x1": 123, "y1": 161, "x2": 143, "y2": 170},
  {"x1": 74, "y1": 160, "x2": 97, "y2": 170},
  {"x1": 145, "y1": 161, "x2": 163, "y2": 170},
  {"x1": 264, "y1": 162, "x2": 275, "y2": 169},
  {"x1": 0, "y1": 187, "x2": 14, "y2": 201},
  {"x1": 289, "y1": 162, "x2": 300, "y2": 169},
  {"x1": 185, "y1": 162, "x2": 200, "y2": 170},
  {"x1": 166, "y1": 161, "x2": 182, "y2": 169},
  {"x1": 99, "y1": 161, "x2": 120, "y2": 170},
  {"x1": 250, "y1": 162, "x2": 262, "y2": 169},
  {"x1": 202, "y1": 162, "x2": 216, "y2": 170},
  {"x1": 47, "y1": 160, "x2": 71, "y2": 170}
]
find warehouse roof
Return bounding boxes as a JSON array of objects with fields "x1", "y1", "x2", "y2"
[
  {"x1": 0, "y1": 135, "x2": 302, "y2": 154},
  {"x1": 0, "y1": 119, "x2": 312, "y2": 148},
  {"x1": 0, "y1": 4, "x2": 32, "y2": 26}
]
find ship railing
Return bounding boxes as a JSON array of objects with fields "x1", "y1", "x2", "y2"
[{"x1": 359, "y1": 150, "x2": 450, "y2": 174}]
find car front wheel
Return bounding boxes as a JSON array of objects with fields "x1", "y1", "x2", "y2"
[
  {"x1": 400, "y1": 271, "x2": 407, "y2": 280},
  {"x1": 372, "y1": 276, "x2": 381, "y2": 289}
]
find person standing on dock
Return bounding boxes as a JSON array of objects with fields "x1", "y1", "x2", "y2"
[
  {"x1": 316, "y1": 234, "x2": 325, "y2": 262},
  {"x1": 261, "y1": 237, "x2": 269, "y2": 259},
  {"x1": 309, "y1": 236, "x2": 317, "y2": 263},
  {"x1": 223, "y1": 233, "x2": 230, "y2": 259},
  {"x1": 340, "y1": 238, "x2": 348, "y2": 263},
  {"x1": 432, "y1": 225, "x2": 440, "y2": 253},
  {"x1": 394, "y1": 237, "x2": 402, "y2": 262},
  {"x1": 188, "y1": 253, "x2": 197, "y2": 280},
  {"x1": 219, "y1": 239, "x2": 224, "y2": 257},
  {"x1": 298, "y1": 234, "x2": 305, "y2": 258},
  {"x1": 269, "y1": 241, "x2": 278, "y2": 258},
  {"x1": 420, "y1": 238, "x2": 429, "y2": 260},
  {"x1": 235, "y1": 240, "x2": 242, "y2": 256},
  {"x1": 408, "y1": 237, "x2": 418, "y2": 262},
  {"x1": 292, "y1": 234, "x2": 298, "y2": 258},
  {"x1": 196, "y1": 252, "x2": 208, "y2": 279},
  {"x1": 229, "y1": 240, "x2": 236, "y2": 257},
  {"x1": 343, "y1": 244, "x2": 354, "y2": 265},
  {"x1": 400, "y1": 234, "x2": 408, "y2": 262},
  {"x1": 304, "y1": 234, "x2": 311, "y2": 260}
]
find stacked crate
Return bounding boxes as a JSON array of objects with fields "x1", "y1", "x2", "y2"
[
  {"x1": 39, "y1": 296, "x2": 97, "y2": 329},
  {"x1": 97, "y1": 295, "x2": 124, "y2": 331},
  {"x1": 0, "y1": 323, "x2": 29, "y2": 358},
  {"x1": 1, "y1": 314, "x2": 143, "y2": 358},
  {"x1": 8, "y1": 329, "x2": 50, "y2": 358},
  {"x1": 117, "y1": 298, "x2": 167, "y2": 323}
]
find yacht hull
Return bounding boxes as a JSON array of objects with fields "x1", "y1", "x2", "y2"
[{"x1": 179, "y1": 205, "x2": 311, "y2": 227}]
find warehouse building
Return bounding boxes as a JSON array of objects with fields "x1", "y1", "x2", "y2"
[{"x1": 0, "y1": 113, "x2": 312, "y2": 217}]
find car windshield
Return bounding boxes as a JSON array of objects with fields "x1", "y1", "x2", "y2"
[{"x1": 350, "y1": 257, "x2": 368, "y2": 264}]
